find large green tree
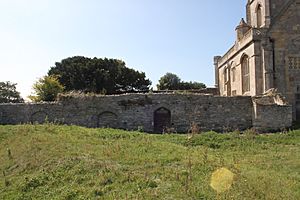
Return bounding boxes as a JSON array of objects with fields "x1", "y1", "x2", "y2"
[
  {"x1": 29, "y1": 75, "x2": 64, "y2": 102},
  {"x1": 157, "y1": 73, "x2": 206, "y2": 90},
  {"x1": 48, "y1": 56, "x2": 151, "y2": 94},
  {"x1": 157, "y1": 73, "x2": 181, "y2": 90},
  {"x1": 178, "y1": 81, "x2": 206, "y2": 90},
  {"x1": 0, "y1": 81, "x2": 24, "y2": 103}
]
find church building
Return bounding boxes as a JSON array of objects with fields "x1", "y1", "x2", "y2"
[{"x1": 214, "y1": 0, "x2": 300, "y2": 122}]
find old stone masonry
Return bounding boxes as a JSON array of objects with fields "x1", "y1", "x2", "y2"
[
  {"x1": 214, "y1": 0, "x2": 300, "y2": 122},
  {"x1": 0, "y1": 0, "x2": 298, "y2": 132},
  {"x1": 0, "y1": 93, "x2": 292, "y2": 133}
]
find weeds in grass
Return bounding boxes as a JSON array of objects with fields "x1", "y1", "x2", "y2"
[
  {"x1": 231, "y1": 129, "x2": 241, "y2": 138},
  {"x1": 189, "y1": 122, "x2": 200, "y2": 135},
  {"x1": 163, "y1": 127, "x2": 176, "y2": 134},
  {"x1": 137, "y1": 126, "x2": 144, "y2": 132},
  {"x1": 6, "y1": 148, "x2": 12, "y2": 160},
  {"x1": 243, "y1": 128, "x2": 258, "y2": 140},
  {"x1": 184, "y1": 122, "x2": 200, "y2": 195},
  {"x1": 0, "y1": 125, "x2": 299, "y2": 199},
  {"x1": 202, "y1": 147, "x2": 209, "y2": 165},
  {"x1": 3, "y1": 171, "x2": 9, "y2": 187}
]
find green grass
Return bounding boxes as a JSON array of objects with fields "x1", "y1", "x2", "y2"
[{"x1": 0, "y1": 125, "x2": 299, "y2": 200}]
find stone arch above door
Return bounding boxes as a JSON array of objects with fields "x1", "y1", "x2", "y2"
[
  {"x1": 31, "y1": 111, "x2": 48, "y2": 124},
  {"x1": 97, "y1": 111, "x2": 118, "y2": 128}
]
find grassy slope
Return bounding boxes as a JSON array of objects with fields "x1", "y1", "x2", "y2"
[{"x1": 0, "y1": 125, "x2": 299, "y2": 200}]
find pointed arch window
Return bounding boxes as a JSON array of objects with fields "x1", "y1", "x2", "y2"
[
  {"x1": 224, "y1": 67, "x2": 228, "y2": 83},
  {"x1": 256, "y1": 4, "x2": 262, "y2": 27},
  {"x1": 241, "y1": 55, "x2": 250, "y2": 94},
  {"x1": 223, "y1": 67, "x2": 229, "y2": 92},
  {"x1": 232, "y1": 67, "x2": 236, "y2": 82},
  {"x1": 230, "y1": 62, "x2": 236, "y2": 82}
]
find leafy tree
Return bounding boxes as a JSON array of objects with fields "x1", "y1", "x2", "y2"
[
  {"x1": 157, "y1": 73, "x2": 206, "y2": 90},
  {"x1": 157, "y1": 73, "x2": 181, "y2": 90},
  {"x1": 29, "y1": 75, "x2": 64, "y2": 102},
  {"x1": 178, "y1": 81, "x2": 206, "y2": 90},
  {"x1": 0, "y1": 81, "x2": 24, "y2": 103},
  {"x1": 48, "y1": 56, "x2": 152, "y2": 94}
]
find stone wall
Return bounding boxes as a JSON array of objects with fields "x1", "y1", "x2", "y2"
[
  {"x1": 0, "y1": 94, "x2": 292, "y2": 133},
  {"x1": 252, "y1": 96, "x2": 293, "y2": 131}
]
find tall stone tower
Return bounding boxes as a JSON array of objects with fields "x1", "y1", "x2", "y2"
[
  {"x1": 246, "y1": 0, "x2": 271, "y2": 28},
  {"x1": 246, "y1": 0, "x2": 294, "y2": 28}
]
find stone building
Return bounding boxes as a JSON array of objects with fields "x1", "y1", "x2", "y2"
[{"x1": 214, "y1": 0, "x2": 300, "y2": 122}]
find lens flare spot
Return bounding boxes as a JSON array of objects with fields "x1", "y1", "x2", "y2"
[{"x1": 210, "y1": 168, "x2": 234, "y2": 193}]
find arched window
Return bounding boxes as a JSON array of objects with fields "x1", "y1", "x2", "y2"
[
  {"x1": 229, "y1": 62, "x2": 236, "y2": 83},
  {"x1": 256, "y1": 5, "x2": 262, "y2": 27},
  {"x1": 241, "y1": 55, "x2": 250, "y2": 94},
  {"x1": 223, "y1": 67, "x2": 228, "y2": 91},
  {"x1": 232, "y1": 67, "x2": 236, "y2": 82}
]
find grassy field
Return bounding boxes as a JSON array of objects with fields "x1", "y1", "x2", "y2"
[{"x1": 0, "y1": 125, "x2": 299, "y2": 200}]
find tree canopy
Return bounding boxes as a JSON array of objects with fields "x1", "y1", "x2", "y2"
[
  {"x1": 157, "y1": 73, "x2": 181, "y2": 90},
  {"x1": 157, "y1": 73, "x2": 206, "y2": 90},
  {"x1": 29, "y1": 75, "x2": 64, "y2": 102},
  {"x1": 48, "y1": 56, "x2": 152, "y2": 94},
  {"x1": 0, "y1": 81, "x2": 24, "y2": 103}
]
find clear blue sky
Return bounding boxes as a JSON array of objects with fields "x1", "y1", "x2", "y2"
[{"x1": 0, "y1": 0, "x2": 246, "y2": 98}]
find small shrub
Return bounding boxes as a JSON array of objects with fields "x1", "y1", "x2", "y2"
[
  {"x1": 137, "y1": 126, "x2": 144, "y2": 132},
  {"x1": 209, "y1": 143, "x2": 221, "y2": 149},
  {"x1": 63, "y1": 189, "x2": 78, "y2": 200},
  {"x1": 7, "y1": 148, "x2": 12, "y2": 160},
  {"x1": 243, "y1": 128, "x2": 258, "y2": 139},
  {"x1": 163, "y1": 127, "x2": 176, "y2": 134},
  {"x1": 94, "y1": 189, "x2": 104, "y2": 197},
  {"x1": 101, "y1": 177, "x2": 113, "y2": 186},
  {"x1": 189, "y1": 122, "x2": 200, "y2": 135},
  {"x1": 3, "y1": 171, "x2": 10, "y2": 187},
  {"x1": 22, "y1": 177, "x2": 44, "y2": 192},
  {"x1": 147, "y1": 180, "x2": 158, "y2": 188}
]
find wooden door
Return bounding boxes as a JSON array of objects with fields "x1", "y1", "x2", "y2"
[{"x1": 154, "y1": 108, "x2": 171, "y2": 133}]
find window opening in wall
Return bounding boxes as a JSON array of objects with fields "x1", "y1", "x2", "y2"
[
  {"x1": 257, "y1": 4, "x2": 262, "y2": 28},
  {"x1": 241, "y1": 55, "x2": 250, "y2": 94},
  {"x1": 232, "y1": 67, "x2": 236, "y2": 82},
  {"x1": 224, "y1": 68, "x2": 228, "y2": 91}
]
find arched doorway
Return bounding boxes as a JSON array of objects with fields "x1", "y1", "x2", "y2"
[
  {"x1": 296, "y1": 94, "x2": 300, "y2": 122},
  {"x1": 154, "y1": 107, "x2": 171, "y2": 133},
  {"x1": 97, "y1": 111, "x2": 118, "y2": 128},
  {"x1": 31, "y1": 111, "x2": 48, "y2": 124}
]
